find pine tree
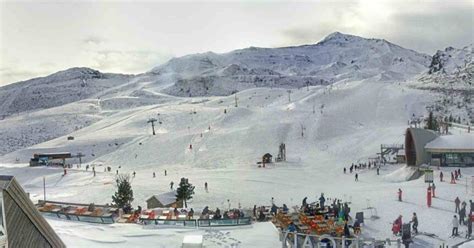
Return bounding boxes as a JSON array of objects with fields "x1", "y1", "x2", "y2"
[
  {"x1": 176, "y1": 177, "x2": 195, "y2": 208},
  {"x1": 425, "y1": 111, "x2": 438, "y2": 131},
  {"x1": 112, "y1": 175, "x2": 134, "y2": 212}
]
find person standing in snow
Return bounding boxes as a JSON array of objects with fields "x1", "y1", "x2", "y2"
[
  {"x1": 398, "y1": 189, "x2": 403, "y2": 202},
  {"x1": 470, "y1": 200, "x2": 474, "y2": 214},
  {"x1": 319, "y1": 193, "x2": 326, "y2": 209},
  {"x1": 132, "y1": 171, "x2": 136, "y2": 177},
  {"x1": 355, "y1": 173, "x2": 358, "y2": 182},
  {"x1": 343, "y1": 167, "x2": 346, "y2": 174},
  {"x1": 459, "y1": 203, "x2": 466, "y2": 225},
  {"x1": 170, "y1": 181, "x2": 174, "y2": 190},
  {"x1": 467, "y1": 213, "x2": 473, "y2": 238},
  {"x1": 93, "y1": 167, "x2": 96, "y2": 177},
  {"x1": 440, "y1": 171, "x2": 443, "y2": 182},
  {"x1": 153, "y1": 172, "x2": 156, "y2": 178},
  {"x1": 458, "y1": 169, "x2": 462, "y2": 178},
  {"x1": 451, "y1": 172, "x2": 455, "y2": 184},
  {"x1": 455, "y1": 197, "x2": 461, "y2": 213},
  {"x1": 410, "y1": 212, "x2": 418, "y2": 234},
  {"x1": 452, "y1": 215, "x2": 459, "y2": 236},
  {"x1": 377, "y1": 167, "x2": 380, "y2": 175},
  {"x1": 204, "y1": 182, "x2": 208, "y2": 192},
  {"x1": 164, "y1": 170, "x2": 167, "y2": 176}
]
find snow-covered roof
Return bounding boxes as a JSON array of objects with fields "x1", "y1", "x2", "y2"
[
  {"x1": 148, "y1": 191, "x2": 177, "y2": 206},
  {"x1": 425, "y1": 134, "x2": 474, "y2": 152}
]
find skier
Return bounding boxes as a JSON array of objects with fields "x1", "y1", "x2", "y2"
[
  {"x1": 355, "y1": 173, "x2": 358, "y2": 182},
  {"x1": 93, "y1": 167, "x2": 96, "y2": 177},
  {"x1": 376, "y1": 167, "x2": 380, "y2": 175},
  {"x1": 153, "y1": 172, "x2": 156, "y2": 178},
  {"x1": 455, "y1": 197, "x2": 461, "y2": 213},
  {"x1": 271, "y1": 197, "x2": 275, "y2": 205},
  {"x1": 452, "y1": 215, "x2": 459, "y2": 236},
  {"x1": 451, "y1": 172, "x2": 455, "y2": 184},
  {"x1": 458, "y1": 169, "x2": 461, "y2": 178},
  {"x1": 170, "y1": 181, "x2": 174, "y2": 190},
  {"x1": 133, "y1": 171, "x2": 136, "y2": 178},
  {"x1": 253, "y1": 205, "x2": 257, "y2": 218},
  {"x1": 116, "y1": 170, "x2": 118, "y2": 175},
  {"x1": 432, "y1": 183, "x2": 436, "y2": 197},
  {"x1": 410, "y1": 212, "x2": 418, "y2": 234},
  {"x1": 455, "y1": 170, "x2": 458, "y2": 180},
  {"x1": 398, "y1": 189, "x2": 403, "y2": 202},
  {"x1": 204, "y1": 182, "x2": 208, "y2": 192},
  {"x1": 164, "y1": 170, "x2": 167, "y2": 176},
  {"x1": 343, "y1": 167, "x2": 346, "y2": 174},
  {"x1": 189, "y1": 144, "x2": 192, "y2": 149},
  {"x1": 63, "y1": 168, "x2": 67, "y2": 176},
  {"x1": 440, "y1": 171, "x2": 443, "y2": 182}
]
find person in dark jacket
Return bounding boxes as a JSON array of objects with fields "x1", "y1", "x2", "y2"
[
  {"x1": 467, "y1": 213, "x2": 472, "y2": 238},
  {"x1": 455, "y1": 197, "x2": 461, "y2": 213},
  {"x1": 319, "y1": 193, "x2": 326, "y2": 209},
  {"x1": 302, "y1": 197, "x2": 308, "y2": 208},
  {"x1": 410, "y1": 212, "x2": 418, "y2": 234},
  {"x1": 270, "y1": 204, "x2": 278, "y2": 216},
  {"x1": 459, "y1": 204, "x2": 466, "y2": 225}
]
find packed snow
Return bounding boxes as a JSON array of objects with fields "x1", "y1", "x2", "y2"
[{"x1": 0, "y1": 32, "x2": 473, "y2": 247}]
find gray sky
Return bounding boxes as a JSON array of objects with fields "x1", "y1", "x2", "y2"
[{"x1": 0, "y1": 0, "x2": 473, "y2": 86}]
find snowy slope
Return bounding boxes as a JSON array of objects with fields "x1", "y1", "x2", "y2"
[
  {"x1": 416, "y1": 44, "x2": 473, "y2": 90},
  {"x1": 0, "y1": 67, "x2": 132, "y2": 117},
  {"x1": 150, "y1": 32, "x2": 431, "y2": 96}
]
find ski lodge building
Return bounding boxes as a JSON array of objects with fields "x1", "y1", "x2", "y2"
[
  {"x1": 405, "y1": 128, "x2": 474, "y2": 167},
  {"x1": 0, "y1": 175, "x2": 65, "y2": 247}
]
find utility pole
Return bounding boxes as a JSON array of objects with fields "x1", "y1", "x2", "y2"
[
  {"x1": 234, "y1": 94, "x2": 238, "y2": 107},
  {"x1": 76, "y1": 152, "x2": 85, "y2": 168},
  {"x1": 43, "y1": 177, "x2": 46, "y2": 201},
  {"x1": 147, "y1": 118, "x2": 157, "y2": 135}
]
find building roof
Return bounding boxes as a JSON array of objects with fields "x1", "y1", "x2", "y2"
[
  {"x1": 425, "y1": 134, "x2": 474, "y2": 153},
  {"x1": 148, "y1": 191, "x2": 177, "y2": 206},
  {"x1": 0, "y1": 175, "x2": 66, "y2": 247}
]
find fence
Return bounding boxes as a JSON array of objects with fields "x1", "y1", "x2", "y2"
[
  {"x1": 140, "y1": 217, "x2": 252, "y2": 228},
  {"x1": 280, "y1": 231, "x2": 402, "y2": 248}
]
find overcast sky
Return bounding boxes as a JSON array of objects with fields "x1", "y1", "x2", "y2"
[{"x1": 0, "y1": 0, "x2": 473, "y2": 86}]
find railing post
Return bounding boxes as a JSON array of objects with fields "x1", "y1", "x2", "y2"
[{"x1": 294, "y1": 232, "x2": 298, "y2": 248}]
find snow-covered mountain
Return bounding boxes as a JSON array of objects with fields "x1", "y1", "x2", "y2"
[
  {"x1": 416, "y1": 44, "x2": 473, "y2": 90},
  {"x1": 0, "y1": 67, "x2": 132, "y2": 118},
  {"x1": 150, "y1": 32, "x2": 431, "y2": 96}
]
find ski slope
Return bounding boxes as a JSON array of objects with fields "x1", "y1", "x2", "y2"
[{"x1": 1, "y1": 78, "x2": 473, "y2": 247}]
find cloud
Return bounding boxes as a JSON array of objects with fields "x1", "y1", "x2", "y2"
[
  {"x1": 278, "y1": 0, "x2": 474, "y2": 54},
  {"x1": 90, "y1": 49, "x2": 172, "y2": 73}
]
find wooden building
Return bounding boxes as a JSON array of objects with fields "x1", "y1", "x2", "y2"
[
  {"x1": 0, "y1": 175, "x2": 65, "y2": 247},
  {"x1": 146, "y1": 191, "x2": 182, "y2": 209}
]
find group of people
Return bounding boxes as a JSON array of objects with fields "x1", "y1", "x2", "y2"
[
  {"x1": 200, "y1": 206, "x2": 245, "y2": 220},
  {"x1": 344, "y1": 161, "x2": 381, "y2": 182},
  {"x1": 439, "y1": 169, "x2": 462, "y2": 184},
  {"x1": 452, "y1": 197, "x2": 473, "y2": 238}
]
